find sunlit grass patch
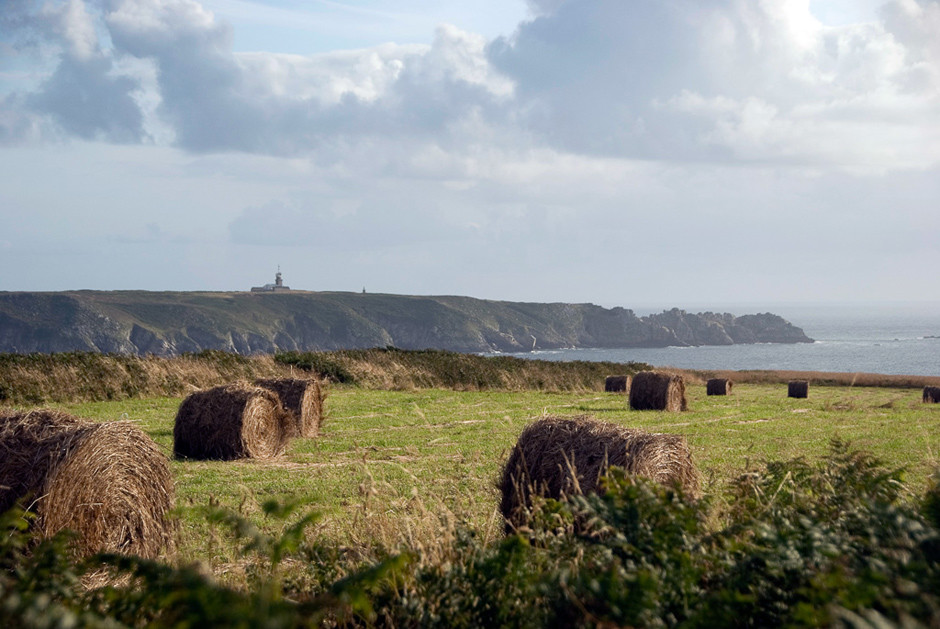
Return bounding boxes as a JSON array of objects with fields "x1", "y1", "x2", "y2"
[{"x1": 46, "y1": 382, "x2": 939, "y2": 570}]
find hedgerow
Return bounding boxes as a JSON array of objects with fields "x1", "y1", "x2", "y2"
[{"x1": 0, "y1": 349, "x2": 650, "y2": 404}]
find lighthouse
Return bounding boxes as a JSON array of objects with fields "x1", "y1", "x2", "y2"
[{"x1": 250, "y1": 267, "x2": 291, "y2": 292}]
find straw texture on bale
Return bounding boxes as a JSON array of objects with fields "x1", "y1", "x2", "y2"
[
  {"x1": 788, "y1": 380, "x2": 809, "y2": 398},
  {"x1": 499, "y1": 415, "x2": 699, "y2": 530},
  {"x1": 0, "y1": 409, "x2": 175, "y2": 559},
  {"x1": 254, "y1": 378, "x2": 326, "y2": 438},
  {"x1": 706, "y1": 378, "x2": 733, "y2": 396},
  {"x1": 629, "y1": 371, "x2": 687, "y2": 411},
  {"x1": 604, "y1": 375, "x2": 631, "y2": 393},
  {"x1": 923, "y1": 386, "x2": 940, "y2": 404},
  {"x1": 173, "y1": 383, "x2": 291, "y2": 460}
]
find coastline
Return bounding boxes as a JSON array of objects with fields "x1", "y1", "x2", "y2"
[{"x1": 489, "y1": 303, "x2": 940, "y2": 377}]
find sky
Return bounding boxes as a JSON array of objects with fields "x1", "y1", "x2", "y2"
[{"x1": 1, "y1": 0, "x2": 938, "y2": 309}]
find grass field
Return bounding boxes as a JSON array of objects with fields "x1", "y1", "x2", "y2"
[{"x1": 43, "y1": 381, "x2": 939, "y2": 574}]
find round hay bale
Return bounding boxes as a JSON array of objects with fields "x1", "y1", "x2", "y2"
[
  {"x1": 0, "y1": 409, "x2": 175, "y2": 559},
  {"x1": 706, "y1": 378, "x2": 733, "y2": 396},
  {"x1": 629, "y1": 371, "x2": 687, "y2": 411},
  {"x1": 254, "y1": 378, "x2": 326, "y2": 438},
  {"x1": 604, "y1": 375, "x2": 631, "y2": 393},
  {"x1": 499, "y1": 415, "x2": 699, "y2": 530},
  {"x1": 173, "y1": 383, "x2": 291, "y2": 460},
  {"x1": 923, "y1": 386, "x2": 940, "y2": 404},
  {"x1": 788, "y1": 380, "x2": 809, "y2": 399}
]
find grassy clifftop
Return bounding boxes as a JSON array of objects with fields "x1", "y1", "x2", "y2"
[{"x1": 0, "y1": 290, "x2": 813, "y2": 355}]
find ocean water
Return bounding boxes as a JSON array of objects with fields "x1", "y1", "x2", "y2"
[{"x1": 492, "y1": 303, "x2": 940, "y2": 377}]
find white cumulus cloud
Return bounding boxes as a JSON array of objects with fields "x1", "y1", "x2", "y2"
[{"x1": 2, "y1": 0, "x2": 936, "y2": 172}]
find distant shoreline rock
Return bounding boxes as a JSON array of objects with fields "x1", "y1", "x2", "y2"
[{"x1": 0, "y1": 291, "x2": 814, "y2": 356}]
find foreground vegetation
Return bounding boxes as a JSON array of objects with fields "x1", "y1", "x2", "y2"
[
  {"x1": 3, "y1": 441, "x2": 939, "y2": 627},
  {"x1": 3, "y1": 350, "x2": 940, "y2": 626}
]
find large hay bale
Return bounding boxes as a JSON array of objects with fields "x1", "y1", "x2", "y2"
[
  {"x1": 0, "y1": 409, "x2": 175, "y2": 559},
  {"x1": 604, "y1": 375, "x2": 631, "y2": 393},
  {"x1": 706, "y1": 378, "x2": 733, "y2": 396},
  {"x1": 173, "y1": 383, "x2": 291, "y2": 460},
  {"x1": 254, "y1": 378, "x2": 326, "y2": 438},
  {"x1": 499, "y1": 415, "x2": 699, "y2": 530},
  {"x1": 629, "y1": 371, "x2": 687, "y2": 411},
  {"x1": 923, "y1": 386, "x2": 940, "y2": 403},
  {"x1": 788, "y1": 380, "x2": 809, "y2": 398}
]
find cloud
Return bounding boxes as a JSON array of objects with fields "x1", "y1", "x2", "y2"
[
  {"x1": 104, "y1": 0, "x2": 253, "y2": 150},
  {"x1": 489, "y1": 0, "x2": 940, "y2": 170},
  {"x1": 0, "y1": 0, "x2": 145, "y2": 143},
  {"x1": 27, "y1": 54, "x2": 145, "y2": 142},
  {"x1": 100, "y1": 0, "x2": 515, "y2": 154},
  {"x1": 0, "y1": 95, "x2": 42, "y2": 144},
  {"x1": 881, "y1": 0, "x2": 940, "y2": 86},
  {"x1": 0, "y1": 0, "x2": 937, "y2": 173},
  {"x1": 525, "y1": 0, "x2": 570, "y2": 17},
  {"x1": 42, "y1": 0, "x2": 99, "y2": 61},
  {"x1": 0, "y1": 132, "x2": 936, "y2": 301}
]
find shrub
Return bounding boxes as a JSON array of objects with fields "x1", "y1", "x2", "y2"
[
  {"x1": 274, "y1": 351, "x2": 357, "y2": 384},
  {"x1": 370, "y1": 442, "x2": 940, "y2": 628},
  {"x1": 692, "y1": 441, "x2": 940, "y2": 628},
  {"x1": 0, "y1": 506, "x2": 103, "y2": 628},
  {"x1": 1, "y1": 445, "x2": 938, "y2": 628}
]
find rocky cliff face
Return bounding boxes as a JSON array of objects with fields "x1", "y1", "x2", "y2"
[{"x1": 0, "y1": 291, "x2": 813, "y2": 355}]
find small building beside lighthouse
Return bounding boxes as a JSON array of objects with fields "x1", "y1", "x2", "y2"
[{"x1": 251, "y1": 269, "x2": 291, "y2": 292}]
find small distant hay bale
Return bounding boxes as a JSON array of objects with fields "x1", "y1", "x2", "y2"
[
  {"x1": 499, "y1": 415, "x2": 699, "y2": 530},
  {"x1": 173, "y1": 383, "x2": 291, "y2": 460},
  {"x1": 255, "y1": 378, "x2": 326, "y2": 438},
  {"x1": 629, "y1": 371, "x2": 687, "y2": 411},
  {"x1": 0, "y1": 409, "x2": 175, "y2": 559},
  {"x1": 923, "y1": 386, "x2": 940, "y2": 403},
  {"x1": 706, "y1": 378, "x2": 733, "y2": 396},
  {"x1": 788, "y1": 380, "x2": 809, "y2": 399},
  {"x1": 604, "y1": 375, "x2": 631, "y2": 393}
]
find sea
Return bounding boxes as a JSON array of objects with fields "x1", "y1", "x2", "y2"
[{"x1": 489, "y1": 302, "x2": 940, "y2": 377}]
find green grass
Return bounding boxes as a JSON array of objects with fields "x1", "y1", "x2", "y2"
[
  {"x1": 4, "y1": 384, "x2": 939, "y2": 627},
  {"x1": 53, "y1": 383, "x2": 940, "y2": 569}
]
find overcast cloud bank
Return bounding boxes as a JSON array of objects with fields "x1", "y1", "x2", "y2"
[{"x1": 1, "y1": 0, "x2": 937, "y2": 305}]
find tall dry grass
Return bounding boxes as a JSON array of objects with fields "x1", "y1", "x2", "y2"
[
  {"x1": 2, "y1": 348, "x2": 937, "y2": 406},
  {"x1": 0, "y1": 349, "x2": 652, "y2": 405},
  {"x1": 0, "y1": 352, "x2": 292, "y2": 405},
  {"x1": 277, "y1": 348, "x2": 652, "y2": 393}
]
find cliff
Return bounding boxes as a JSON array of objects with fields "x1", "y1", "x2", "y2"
[{"x1": 0, "y1": 291, "x2": 813, "y2": 355}]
